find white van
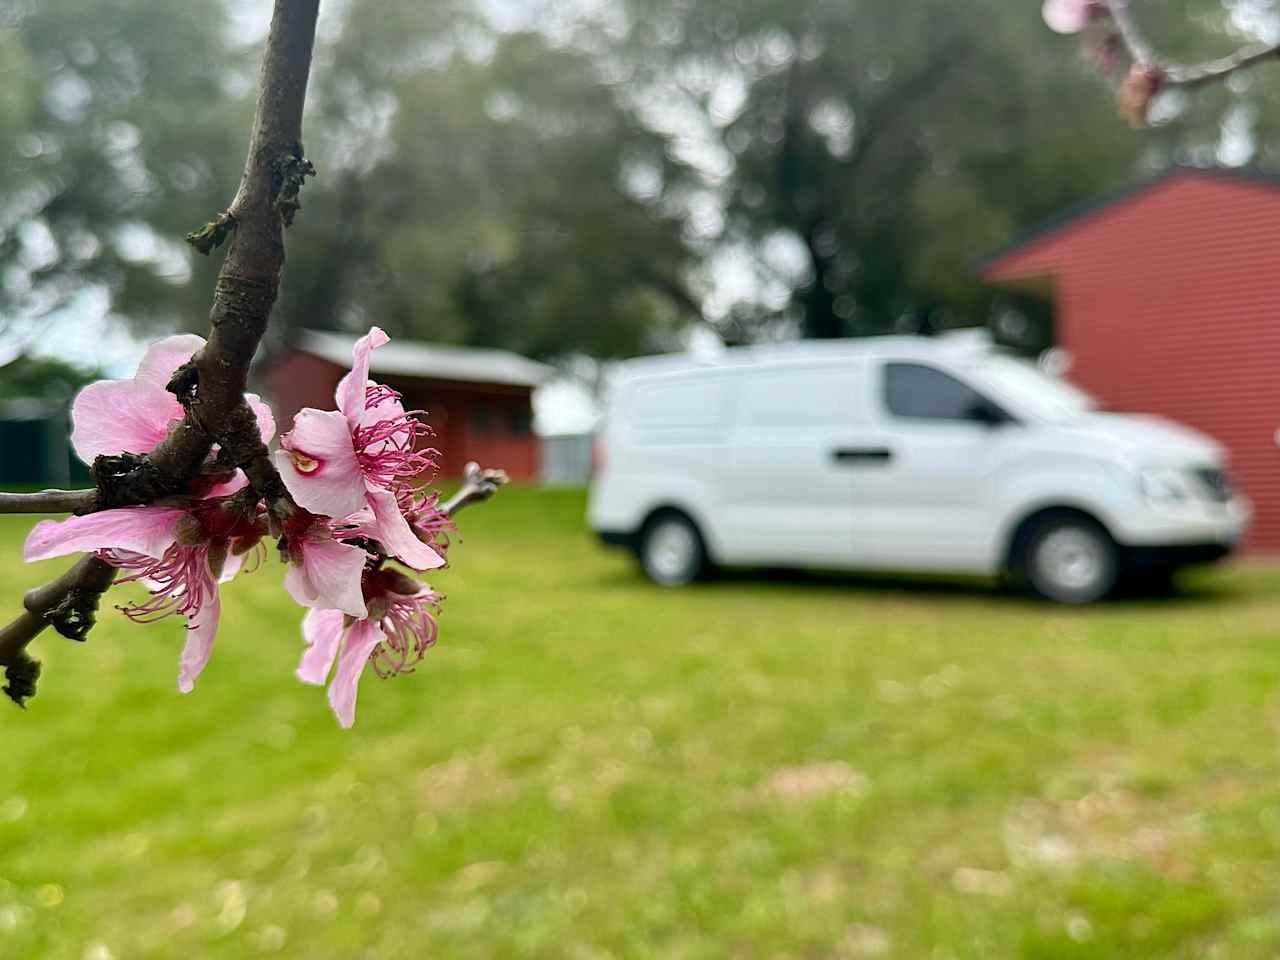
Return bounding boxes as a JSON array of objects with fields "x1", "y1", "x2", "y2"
[{"x1": 587, "y1": 335, "x2": 1251, "y2": 602}]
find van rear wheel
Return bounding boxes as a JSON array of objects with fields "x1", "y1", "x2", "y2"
[
  {"x1": 1020, "y1": 515, "x2": 1118, "y2": 604},
  {"x1": 639, "y1": 512, "x2": 707, "y2": 587}
]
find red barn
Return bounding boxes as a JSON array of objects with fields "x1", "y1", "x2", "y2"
[
  {"x1": 261, "y1": 330, "x2": 553, "y2": 480},
  {"x1": 979, "y1": 166, "x2": 1280, "y2": 551}
]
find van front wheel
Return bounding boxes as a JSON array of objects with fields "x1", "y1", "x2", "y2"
[
  {"x1": 1021, "y1": 515, "x2": 1118, "y2": 604},
  {"x1": 639, "y1": 512, "x2": 707, "y2": 587}
]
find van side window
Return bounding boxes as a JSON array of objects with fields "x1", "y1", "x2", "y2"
[{"x1": 883, "y1": 362, "x2": 992, "y2": 422}]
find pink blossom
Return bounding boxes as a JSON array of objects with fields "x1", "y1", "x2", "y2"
[
  {"x1": 273, "y1": 327, "x2": 443, "y2": 571},
  {"x1": 1042, "y1": 0, "x2": 1102, "y2": 34},
  {"x1": 399, "y1": 488, "x2": 455, "y2": 559},
  {"x1": 281, "y1": 511, "x2": 370, "y2": 619},
  {"x1": 70, "y1": 334, "x2": 275, "y2": 493},
  {"x1": 296, "y1": 567, "x2": 442, "y2": 727},
  {"x1": 24, "y1": 500, "x2": 264, "y2": 692}
]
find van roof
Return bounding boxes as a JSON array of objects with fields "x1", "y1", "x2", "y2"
[{"x1": 612, "y1": 331, "x2": 995, "y2": 382}]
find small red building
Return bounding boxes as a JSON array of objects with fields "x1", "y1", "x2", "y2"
[
  {"x1": 261, "y1": 330, "x2": 552, "y2": 480},
  {"x1": 979, "y1": 166, "x2": 1280, "y2": 551}
]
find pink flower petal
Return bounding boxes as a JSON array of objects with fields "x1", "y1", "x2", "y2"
[
  {"x1": 177, "y1": 570, "x2": 220, "y2": 693},
  {"x1": 1043, "y1": 0, "x2": 1092, "y2": 33},
  {"x1": 24, "y1": 506, "x2": 186, "y2": 563},
  {"x1": 285, "y1": 538, "x2": 369, "y2": 618},
  {"x1": 133, "y1": 334, "x2": 206, "y2": 387},
  {"x1": 297, "y1": 607, "x2": 346, "y2": 685},
  {"x1": 218, "y1": 547, "x2": 245, "y2": 584},
  {"x1": 274, "y1": 408, "x2": 365, "y2": 518},
  {"x1": 328, "y1": 617, "x2": 385, "y2": 727},
  {"x1": 202, "y1": 471, "x2": 250, "y2": 499},
  {"x1": 337, "y1": 326, "x2": 389, "y2": 425},
  {"x1": 333, "y1": 505, "x2": 378, "y2": 541},
  {"x1": 70, "y1": 379, "x2": 184, "y2": 463},
  {"x1": 367, "y1": 485, "x2": 445, "y2": 571},
  {"x1": 244, "y1": 392, "x2": 276, "y2": 444}
]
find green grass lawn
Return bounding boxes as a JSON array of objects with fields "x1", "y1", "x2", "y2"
[{"x1": 2, "y1": 487, "x2": 1280, "y2": 959}]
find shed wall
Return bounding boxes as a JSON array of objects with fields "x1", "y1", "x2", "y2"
[{"x1": 988, "y1": 172, "x2": 1280, "y2": 551}]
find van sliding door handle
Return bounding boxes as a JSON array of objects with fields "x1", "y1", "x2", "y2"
[{"x1": 831, "y1": 447, "x2": 893, "y2": 465}]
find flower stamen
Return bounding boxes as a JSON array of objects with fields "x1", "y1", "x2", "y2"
[{"x1": 100, "y1": 544, "x2": 214, "y2": 624}]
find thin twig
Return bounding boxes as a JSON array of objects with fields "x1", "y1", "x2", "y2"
[
  {"x1": 0, "y1": 489, "x2": 96, "y2": 515},
  {"x1": 1167, "y1": 41, "x2": 1280, "y2": 88},
  {"x1": 441, "y1": 462, "x2": 509, "y2": 518},
  {"x1": 1107, "y1": 0, "x2": 1280, "y2": 87},
  {"x1": 1107, "y1": 0, "x2": 1153, "y2": 65},
  {"x1": 0, "y1": 555, "x2": 116, "y2": 668}
]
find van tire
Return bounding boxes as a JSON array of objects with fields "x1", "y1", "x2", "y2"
[
  {"x1": 1018, "y1": 513, "x2": 1118, "y2": 604},
  {"x1": 639, "y1": 511, "x2": 708, "y2": 587}
]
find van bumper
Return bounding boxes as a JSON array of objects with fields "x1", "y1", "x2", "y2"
[
  {"x1": 1112, "y1": 494, "x2": 1249, "y2": 571},
  {"x1": 1120, "y1": 541, "x2": 1234, "y2": 573},
  {"x1": 1111, "y1": 495, "x2": 1251, "y2": 551}
]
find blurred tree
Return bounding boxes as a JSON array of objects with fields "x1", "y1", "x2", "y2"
[
  {"x1": 274, "y1": 0, "x2": 701, "y2": 359},
  {"x1": 0, "y1": 0, "x2": 251, "y2": 339},
  {"x1": 612, "y1": 0, "x2": 1239, "y2": 339},
  {"x1": 0, "y1": 353, "x2": 95, "y2": 403},
  {"x1": 2, "y1": 0, "x2": 1272, "y2": 356}
]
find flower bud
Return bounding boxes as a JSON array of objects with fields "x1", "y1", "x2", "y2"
[{"x1": 1117, "y1": 63, "x2": 1163, "y2": 127}]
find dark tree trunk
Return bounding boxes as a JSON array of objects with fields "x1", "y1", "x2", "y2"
[{"x1": 801, "y1": 226, "x2": 845, "y2": 339}]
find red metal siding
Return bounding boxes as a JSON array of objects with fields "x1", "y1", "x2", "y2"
[
  {"x1": 259, "y1": 354, "x2": 540, "y2": 481},
  {"x1": 985, "y1": 171, "x2": 1280, "y2": 551}
]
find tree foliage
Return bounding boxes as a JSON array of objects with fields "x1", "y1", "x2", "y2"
[
  {"x1": 282, "y1": 0, "x2": 699, "y2": 359},
  {"x1": 2, "y1": 0, "x2": 1271, "y2": 355},
  {"x1": 613, "y1": 0, "x2": 1244, "y2": 339},
  {"x1": 0, "y1": 0, "x2": 251, "y2": 335}
]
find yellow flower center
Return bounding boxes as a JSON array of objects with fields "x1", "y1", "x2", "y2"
[{"x1": 289, "y1": 451, "x2": 321, "y2": 474}]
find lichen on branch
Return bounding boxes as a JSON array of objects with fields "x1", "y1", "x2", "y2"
[{"x1": 185, "y1": 210, "x2": 238, "y2": 255}]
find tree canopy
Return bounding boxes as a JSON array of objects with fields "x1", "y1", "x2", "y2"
[{"x1": 2, "y1": 0, "x2": 1272, "y2": 356}]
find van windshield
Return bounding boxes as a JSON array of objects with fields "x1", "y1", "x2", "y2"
[{"x1": 964, "y1": 355, "x2": 1097, "y2": 423}]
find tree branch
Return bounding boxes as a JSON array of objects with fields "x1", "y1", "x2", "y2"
[
  {"x1": 0, "y1": 554, "x2": 116, "y2": 702},
  {"x1": 441, "y1": 462, "x2": 509, "y2": 518},
  {"x1": 148, "y1": 0, "x2": 320, "y2": 486},
  {"x1": 1107, "y1": 0, "x2": 1280, "y2": 88},
  {"x1": 0, "y1": 0, "x2": 322, "y2": 695},
  {"x1": 0, "y1": 489, "x2": 96, "y2": 515},
  {"x1": 1166, "y1": 41, "x2": 1280, "y2": 88},
  {"x1": 1106, "y1": 0, "x2": 1153, "y2": 66}
]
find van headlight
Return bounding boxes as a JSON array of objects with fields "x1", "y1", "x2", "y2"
[{"x1": 1139, "y1": 467, "x2": 1193, "y2": 504}]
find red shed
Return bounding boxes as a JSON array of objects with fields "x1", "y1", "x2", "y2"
[
  {"x1": 261, "y1": 330, "x2": 553, "y2": 480},
  {"x1": 978, "y1": 166, "x2": 1280, "y2": 551}
]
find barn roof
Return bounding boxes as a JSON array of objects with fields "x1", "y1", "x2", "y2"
[
  {"x1": 294, "y1": 329, "x2": 555, "y2": 388},
  {"x1": 975, "y1": 164, "x2": 1280, "y2": 281}
]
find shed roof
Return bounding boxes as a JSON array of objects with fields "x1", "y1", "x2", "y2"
[
  {"x1": 976, "y1": 164, "x2": 1280, "y2": 281},
  {"x1": 295, "y1": 329, "x2": 555, "y2": 388}
]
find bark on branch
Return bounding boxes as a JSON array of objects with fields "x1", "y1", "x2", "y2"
[{"x1": 0, "y1": 489, "x2": 97, "y2": 515}]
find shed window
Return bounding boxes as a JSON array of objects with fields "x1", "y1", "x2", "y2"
[{"x1": 471, "y1": 404, "x2": 494, "y2": 435}]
